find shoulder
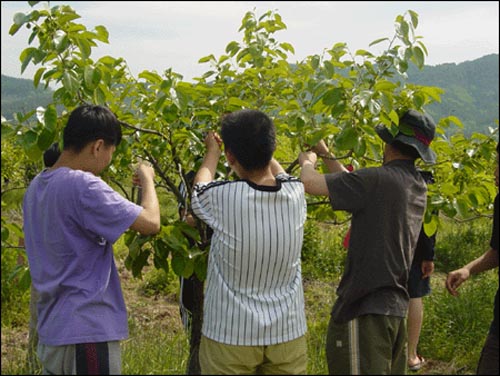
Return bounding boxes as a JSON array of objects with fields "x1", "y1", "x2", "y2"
[
  {"x1": 276, "y1": 173, "x2": 301, "y2": 183},
  {"x1": 193, "y1": 180, "x2": 233, "y2": 195}
]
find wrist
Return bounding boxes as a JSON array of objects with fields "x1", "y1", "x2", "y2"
[
  {"x1": 318, "y1": 151, "x2": 334, "y2": 159},
  {"x1": 301, "y1": 160, "x2": 315, "y2": 168}
]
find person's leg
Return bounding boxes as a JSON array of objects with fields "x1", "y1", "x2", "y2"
[
  {"x1": 37, "y1": 341, "x2": 120, "y2": 375},
  {"x1": 326, "y1": 315, "x2": 353, "y2": 375},
  {"x1": 259, "y1": 335, "x2": 307, "y2": 375},
  {"x1": 27, "y1": 284, "x2": 41, "y2": 373},
  {"x1": 476, "y1": 333, "x2": 499, "y2": 375},
  {"x1": 199, "y1": 335, "x2": 262, "y2": 375},
  {"x1": 407, "y1": 297, "x2": 424, "y2": 368},
  {"x1": 326, "y1": 314, "x2": 405, "y2": 375}
]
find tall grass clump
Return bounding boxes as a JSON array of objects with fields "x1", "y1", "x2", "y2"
[
  {"x1": 420, "y1": 271, "x2": 497, "y2": 374},
  {"x1": 122, "y1": 327, "x2": 189, "y2": 374},
  {"x1": 301, "y1": 220, "x2": 348, "y2": 282},
  {"x1": 435, "y1": 216, "x2": 492, "y2": 272},
  {"x1": 416, "y1": 216, "x2": 497, "y2": 374},
  {"x1": 301, "y1": 220, "x2": 346, "y2": 374}
]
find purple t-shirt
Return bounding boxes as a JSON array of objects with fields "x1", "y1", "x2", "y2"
[{"x1": 23, "y1": 167, "x2": 143, "y2": 346}]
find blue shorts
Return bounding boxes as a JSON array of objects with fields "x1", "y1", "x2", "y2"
[{"x1": 408, "y1": 262, "x2": 431, "y2": 298}]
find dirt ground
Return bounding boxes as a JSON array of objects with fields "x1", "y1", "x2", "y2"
[{"x1": 1, "y1": 262, "x2": 460, "y2": 375}]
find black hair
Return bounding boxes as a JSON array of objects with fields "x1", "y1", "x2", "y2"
[
  {"x1": 43, "y1": 142, "x2": 61, "y2": 167},
  {"x1": 220, "y1": 109, "x2": 276, "y2": 171},
  {"x1": 63, "y1": 104, "x2": 122, "y2": 153},
  {"x1": 391, "y1": 140, "x2": 420, "y2": 160}
]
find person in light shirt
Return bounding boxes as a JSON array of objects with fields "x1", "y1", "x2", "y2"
[{"x1": 191, "y1": 109, "x2": 308, "y2": 374}]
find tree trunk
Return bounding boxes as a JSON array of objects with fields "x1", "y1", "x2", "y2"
[{"x1": 186, "y1": 276, "x2": 204, "y2": 375}]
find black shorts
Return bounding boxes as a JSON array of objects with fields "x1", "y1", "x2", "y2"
[{"x1": 408, "y1": 262, "x2": 431, "y2": 298}]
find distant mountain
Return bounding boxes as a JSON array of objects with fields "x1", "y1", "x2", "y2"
[
  {"x1": 1, "y1": 75, "x2": 54, "y2": 119},
  {"x1": 406, "y1": 54, "x2": 499, "y2": 136},
  {"x1": 1, "y1": 54, "x2": 498, "y2": 135}
]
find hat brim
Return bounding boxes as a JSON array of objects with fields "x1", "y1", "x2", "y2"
[{"x1": 375, "y1": 125, "x2": 437, "y2": 164}]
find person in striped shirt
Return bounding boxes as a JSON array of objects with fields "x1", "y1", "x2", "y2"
[{"x1": 191, "y1": 109, "x2": 308, "y2": 375}]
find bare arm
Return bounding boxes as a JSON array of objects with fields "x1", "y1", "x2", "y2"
[
  {"x1": 445, "y1": 247, "x2": 499, "y2": 296},
  {"x1": 270, "y1": 158, "x2": 286, "y2": 176},
  {"x1": 299, "y1": 151, "x2": 329, "y2": 196},
  {"x1": 313, "y1": 140, "x2": 349, "y2": 173},
  {"x1": 194, "y1": 131, "x2": 222, "y2": 184},
  {"x1": 130, "y1": 163, "x2": 161, "y2": 235}
]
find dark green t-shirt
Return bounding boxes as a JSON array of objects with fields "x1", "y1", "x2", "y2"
[{"x1": 325, "y1": 159, "x2": 427, "y2": 323}]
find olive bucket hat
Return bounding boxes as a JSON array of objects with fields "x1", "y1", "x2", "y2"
[{"x1": 375, "y1": 109, "x2": 437, "y2": 164}]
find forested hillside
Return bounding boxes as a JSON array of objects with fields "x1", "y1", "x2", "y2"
[
  {"x1": 1, "y1": 75, "x2": 53, "y2": 119},
  {"x1": 406, "y1": 53, "x2": 499, "y2": 136},
  {"x1": 2, "y1": 54, "x2": 498, "y2": 135}
]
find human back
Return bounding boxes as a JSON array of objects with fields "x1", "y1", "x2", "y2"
[
  {"x1": 23, "y1": 167, "x2": 138, "y2": 345},
  {"x1": 191, "y1": 109, "x2": 308, "y2": 374},
  {"x1": 195, "y1": 174, "x2": 307, "y2": 345},
  {"x1": 22, "y1": 104, "x2": 160, "y2": 374},
  {"x1": 328, "y1": 160, "x2": 427, "y2": 322}
]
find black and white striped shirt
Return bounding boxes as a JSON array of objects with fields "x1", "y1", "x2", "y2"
[{"x1": 191, "y1": 173, "x2": 307, "y2": 345}]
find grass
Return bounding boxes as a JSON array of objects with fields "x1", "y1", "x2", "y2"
[{"x1": 1, "y1": 217, "x2": 496, "y2": 374}]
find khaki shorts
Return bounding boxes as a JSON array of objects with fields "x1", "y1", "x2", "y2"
[{"x1": 199, "y1": 335, "x2": 307, "y2": 375}]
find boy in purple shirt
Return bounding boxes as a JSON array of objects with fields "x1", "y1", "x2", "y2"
[{"x1": 23, "y1": 104, "x2": 161, "y2": 374}]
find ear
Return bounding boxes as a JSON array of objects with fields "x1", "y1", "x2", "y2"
[
  {"x1": 225, "y1": 148, "x2": 236, "y2": 165},
  {"x1": 91, "y1": 139, "x2": 105, "y2": 155}
]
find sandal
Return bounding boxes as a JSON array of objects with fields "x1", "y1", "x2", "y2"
[{"x1": 408, "y1": 355, "x2": 426, "y2": 371}]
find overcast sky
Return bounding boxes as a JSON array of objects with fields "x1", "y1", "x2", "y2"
[{"x1": 2, "y1": 1, "x2": 498, "y2": 82}]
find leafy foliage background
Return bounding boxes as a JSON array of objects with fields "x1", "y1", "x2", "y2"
[{"x1": 3, "y1": 53, "x2": 498, "y2": 136}]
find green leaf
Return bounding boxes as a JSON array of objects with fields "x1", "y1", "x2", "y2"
[
  {"x1": 13, "y1": 12, "x2": 29, "y2": 26},
  {"x1": 153, "y1": 252, "x2": 169, "y2": 273},
  {"x1": 19, "y1": 47, "x2": 37, "y2": 74},
  {"x1": 171, "y1": 254, "x2": 186, "y2": 276},
  {"x1": 198, "y1": 54, "x2": 215, "y2": 63},
  {"x1": 94, "y1": 25, "x2": 109, "y2": 43},
  {"x1": 409, "y1": 10, "x2": 419, "y2": 28},
  {"x1": 411, "y1": 46, "x2": 425, "y2": 68},
  {"x1": 335, "y1": 126, "x2": 357, "y2": 151},
  {"x1": 131, "y1": 249, "x2": 151, "y2": 278},
  {"x1": 37, "y1": 128, "x2": 55, "y2": 151},
  {"x1": 53, "y1": 30, "x2": 68, "y2": 52},
  {"x1": 374, "y1": 80, "x2": 397, "y2": 92},
  {"x1": 227, "y1": 97, "x2": 250, "y2": 109},
  {"x1": 194, "y1": 255, "x2": 207, "y2": 281},
  {"x1": 355, "y1": 49, "x2": 374, "y2": 58},
  {"x1": 322, "y1": 88, "x2": 343, "y2": 106},
  {"x1": 369, "y1": 37, "x2": 389, "y2": 47},
  {"x1": 182, "y1": 258, "x2": 195, "y2": 279},
  {"x1": 77, "y1": 37, "x2": 91, "y2": 60},
  {"x1": 225, "y1": 41, "x2": 240, "y2": 56},
  {"x1": 44, "y1": 105, "x2": 57, "y2": 131},
  {"x1": 279, "y1": 42, "x2": 295, "y2": 53},
  {"x1": 138, "y1": 70, "x2": 162, "y2": 84}
]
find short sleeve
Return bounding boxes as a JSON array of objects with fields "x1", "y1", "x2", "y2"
[
  {"x1": 325, "y1": 170, "x2": 369, "y2": 213},
  {"x1": 191, "y1": 182, "x2": 216, "y2": 228},
  {"x1": 80, "y1": 176, "x2": 143, "y2": 244}
]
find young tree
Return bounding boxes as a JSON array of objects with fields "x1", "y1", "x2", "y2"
[{"x1": 2, "y1": 2, "x2": 498, "y2": 374}]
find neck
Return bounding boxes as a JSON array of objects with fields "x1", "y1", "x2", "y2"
[
  {"x1": 383, "y1": 145, "x2": 415, "y2": 165},
  {"x1": 50, "y1": 150, "x2": 95, "y2": 175},
  {"x1": 237, "y1": 165, "x2": 276, "y2": 186}
]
